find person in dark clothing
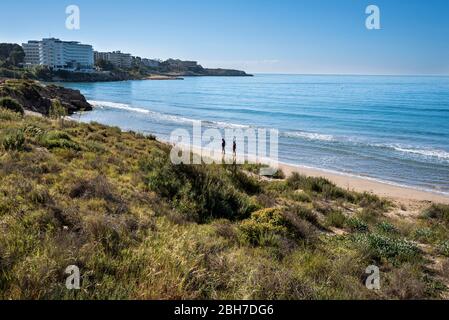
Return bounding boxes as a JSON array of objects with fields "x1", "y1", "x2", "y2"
[
  {"x1": 222, "y1": 138, "x2": 226, "y2": 155},
  {"x1": 233, "y1": 138, "x2": 237, "y2": 159}
]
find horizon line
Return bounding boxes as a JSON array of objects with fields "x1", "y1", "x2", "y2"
[{"x1": 248, "y1": 72, "x2": 449, "y2": 77}]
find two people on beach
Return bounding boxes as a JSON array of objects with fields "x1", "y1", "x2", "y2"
[{"x1": 222, "y1": 138, "x2": 237, "y2": 160}]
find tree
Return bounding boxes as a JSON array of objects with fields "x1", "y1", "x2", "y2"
[
  {"x1": 0, "y1": 43, "x2": 25, "y2": 66},
  {"x1": 49, "y1": 99, "x2": 68, "y2": 127},
  {"x1": 33, "y1": 66, "x2": 53, "y2": 81},
  {"x1": 0, "y1": 97, "x2": 24, "y2": 115},
  {"x1": 9, "y1": 48, "x2": 25, "y2": 66},
  {"x1": 95, "y1": 59, "x2": 115, "y2": 71}
]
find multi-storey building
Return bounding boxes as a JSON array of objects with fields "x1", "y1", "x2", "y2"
[
  {"x1": 94, "y1": 51, "x2": 132, "y2": 69},
  {"x1": 22, "y1": 38, "x2": 94, "y2": 71},
  {"x1": 22, "y1": 41, "x2": 40, "y2": 65},
  {"x1": 141, "y1": 58, "x2": 161, "y2": 68}
]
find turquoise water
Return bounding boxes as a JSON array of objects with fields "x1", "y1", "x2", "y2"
[{"x1": 63, "y1": 74, "x2": 449, "y2": 194}]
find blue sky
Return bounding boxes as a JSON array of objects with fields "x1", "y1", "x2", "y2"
[{"x1": 1, "y1": 0, "x2": 448, "y2": 75}]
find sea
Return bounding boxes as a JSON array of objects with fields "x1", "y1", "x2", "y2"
[{"x1": 62, "y1": 74, "x2": 449, "y2": 195}]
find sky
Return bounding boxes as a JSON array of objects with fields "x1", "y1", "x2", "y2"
[{"x1": 1, "y1": 0, "x2": 448, "y2": 75}]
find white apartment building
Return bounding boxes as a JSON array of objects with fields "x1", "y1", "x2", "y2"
[
  {"x1": 22, "y1": 38, "x2": 94, "y2": 71},
  {"x1": 94, "y1": 51, "x2": 132, "y2": 69},
  {"x1": 142, "y1": 58, "x2": 161, "y2": 68},
  {"x1": 22, "y1": 41, "x2": 41, "y2": 65}
]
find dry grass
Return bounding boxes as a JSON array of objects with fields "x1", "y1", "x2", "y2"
[{"x1": 0, "y1": 108, "x2": 448, "y2": 299}]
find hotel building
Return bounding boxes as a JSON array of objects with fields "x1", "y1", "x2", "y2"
[
  {"x1": 94, "y1": 51, "x2": 132, "y2": 69},
  {"x1": 22, "y1": 38, "x2": 94, "y2": 71}
]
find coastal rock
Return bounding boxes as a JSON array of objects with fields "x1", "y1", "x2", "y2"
[
  {"x1": 0, "y1": 79, "x2": 92, "y2": 115},
  {"x1": 157, "y1": 59, "x2": 252, "y2": 77},
  {"x1": 202, "y1": 68, "x2": 252, "y2": 77},
  {"x1": 51, "y1": 70, "x2": 136, "y2": 82}
]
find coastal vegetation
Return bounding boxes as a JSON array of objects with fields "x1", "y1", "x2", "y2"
[{"x1": 1, "y1": 103, "x2": 448, "y2": 299}]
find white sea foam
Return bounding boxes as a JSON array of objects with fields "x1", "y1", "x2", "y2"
[
  {"x1": 89, "y1": 100, "x2": 251, "y2": 130},
  {"x1": 203, "y1": 120, "x2": 251, "y2": 129},
  {"x1": 388, "y1": 145, "x2": 449, "y2": 160},
  {"x1": 283, "y1": 129, "x2": 449, "y2": 162},
  {"x1": 283, "y1": 131, "x2": 335, "y2": 142},
  {"x1": 89, "y1": 100, "x2": 197, "y2": 124},
  {"x1": 88, "y1": 100, "x2": 449, "y2": 162},
  {"x1": 89, "y1": 100, "x2": 151, "y2": 114}
]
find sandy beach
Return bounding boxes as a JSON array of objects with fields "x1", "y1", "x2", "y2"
[
  {"x1": 277, "y1": 162, "x2": 449, "y2": 205},
  {"x1": 182, "y1": 144, "x2": 449, "y2": 205}
]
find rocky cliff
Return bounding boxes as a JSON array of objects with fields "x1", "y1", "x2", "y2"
[{"x1": 0, "y1": 79, "x2": 92, "y2": 115}]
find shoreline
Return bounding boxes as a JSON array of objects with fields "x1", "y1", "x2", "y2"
[
  {"x1": 68, "y1": 112, "x2": 449, "y2": 206},
  {"x1": 277, "y1": 162, "x2": 449, "y2": 205},
  {"x1": 65, "y1": 111, "x2": 449, "y2": 205},
  {"x1": 145, "y1": 75, "x2": 184, "y2": 80},
  {"x1": 180, "y1": 144, "x2": 449, "y2": 205}
]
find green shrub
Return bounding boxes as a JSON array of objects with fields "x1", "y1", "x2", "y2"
[
  {"x1": 286, "y1": 172, "x2": 354, "y2": 201},
  {"x1": 241, "y1": 162, "x2": 266, "y2": 174},
  {"x1": 146, "y1": 160, "x2": 185, "y2": 198},
  {"x1": 239, "y1": 208, "x2": 316, "y2": 246},
  {"x1": 69, "y1": 175, "x2": 128, "y2": 215},
  {"x1": 423, "y1": 204, "x2": 449, "y2": 224},
  {"x1": 43, "y1": 130, "x2": 71, "y2": 141},
  {"x1": 346, "y1": 217, "x2": 369, "y2": 233},
  {"x1": 287, "y1": 190, "x2": 312, "y2": 203},
  {"x1": 40, "y1": 130, "x2": 80, "y2": 151},
  {"x1": 356, "y1": 192, "x2": 390, "y2": 211},
  {"x1": 376, "y1": 221, "x2": 398, "y2": 234},
  {"x1": 0, "y1": 97, "x2": 24, "y2": 115},
  {"x1": 439, "y1": 241, "x2": 449, "y2": 257},
  {"x1": 86, "y1": 132, "x2": 107, "y2": 143},
  {"x1": 288, "y1": 205, "x2": 319, "y2": 227},
  {"x1": 384, "y1": 264, "x2": 427, "y2": 299},
  {"x1": 228, "y1": 168, "x2": 261, "y2": 194},
  {"x1": 321, "y1": 184, "x2": 354, "y2": 201},
  {"x1": 239, "y1": 208, "x2": 286, "y2": 246},
  {"x1": 325, "y1": 211, "x2": 347, "y2": 228},
  {"x1": 49, "y1": 99, "x2": 67, "y2": 119},
  {"x1": 281, "y1": 210, "x2": 317, "y2": 243},
  {"x1": 86, "y1": 141, "x2": 106, "y2": 153},
  {"x1": 0, "y1": 108, "x2": 22, "y2": 121},
  {"x1": 2, "y1": 128, "x2": 25, "y2": 151},
  {"x1": 359, "y1": 233, "x2": 420, "y2": 263},
  {"x1": 142, "y1": 154, "x2": 256, "y2": 222},
  {"x1": 28, "y1": 185, "x2": 52, "y2": 205},
  {"x1": 287, "y1": 173, "x2": 330, "y2": 193},
  {"x1": 359, "y1": 207, "x2": 381, "y2": 224},
  {"x1": 23, "y1": 124, "x2": 45, "y2": 138},
  {"x1": 413, "y1": 228, "x2": 436, "y2": 244},
  {"x1": 271, "y1": 169, "x2": 286, "y2": 180}
]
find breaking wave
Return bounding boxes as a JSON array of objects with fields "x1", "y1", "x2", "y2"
[
  {"x1": 89, "y1": 100, "x2": 251, "y2": 130},
  {"x1": 283, "y1": 131, "x2": 335, "y2": 142},
  {"x1": 89, "y1": 100, "x2": 449, "y2": 162}
]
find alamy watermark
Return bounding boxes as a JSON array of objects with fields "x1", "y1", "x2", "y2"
[
  {"x1": 366, "y1": 5, "x2": 381, "y2": 30},
  {"x1": 66, "y1": 5, "x2": 80, "y2": 30},
  {"x1": 65, "y1": 265, "x2": 81, "y2": 290},
  {"x1": 169, "y1": 121, "x2": 279, "y2": 176},
  {"x1": 365, "y1": 265, "x2": 381, "y2": 290}
]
